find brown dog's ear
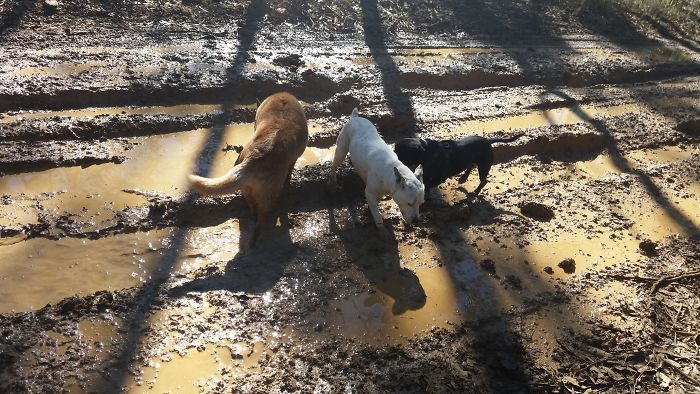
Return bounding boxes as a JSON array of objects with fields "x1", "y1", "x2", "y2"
[{"x1": 394, "y1": 167, "x2": 403, "y2": 184}]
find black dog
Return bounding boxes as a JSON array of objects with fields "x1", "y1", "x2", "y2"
[{"x1": 394, "y1": 134, "x2": 524, "y2": 196}]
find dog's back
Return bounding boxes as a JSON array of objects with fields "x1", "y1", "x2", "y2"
[
  {"x1": 189, "y1": 92, "x2": 308, "y2": 195},
  {"x1": 237, "y1": 92, "x2": 308, "y2": 184},
  {"x1": 337, "y1": 109, "x2": 399, "y2": 183},
  {"x1": 188, "y1": 92, "x2": 308, "y2": 247}
]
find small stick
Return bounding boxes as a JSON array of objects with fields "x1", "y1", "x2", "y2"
[{"x1": 651, "y1": 270, "x2": 700, "y2": 294}]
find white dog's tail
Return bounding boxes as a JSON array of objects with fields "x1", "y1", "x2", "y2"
[
  {"x1": 188, "y1": 164, "x2": 247, "y2": 196},
  {"x1": 350, "y1": 107, "x2": 359, "y2": 118}
]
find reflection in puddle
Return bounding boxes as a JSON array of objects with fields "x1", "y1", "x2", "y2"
[
  {"x1": 0, "y1": 229, "x2": 170, "y2": 313},
  {"x1": 130, "y1": 345, "x2": 233, "y2": 392}
]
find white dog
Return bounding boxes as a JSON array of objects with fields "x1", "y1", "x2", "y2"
[{"x1": 329, "y1": 108, "x2": 425, "y2": 229}]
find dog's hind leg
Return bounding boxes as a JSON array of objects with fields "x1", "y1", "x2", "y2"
[
  {"x1": 472, "y1": 162, "x2": 491, "y2": 196},
  {"x1": 328, "y1": 127, "x2": 351, "y2": 186},
  {"x1": 457, "y1": 166, "x2": 473, "y2": 184}
]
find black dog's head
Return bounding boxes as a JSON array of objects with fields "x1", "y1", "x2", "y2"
[{"x1": 394, "y1": 137, "x2": 427, "y2": 170}]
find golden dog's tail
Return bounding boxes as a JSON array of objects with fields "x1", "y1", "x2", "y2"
[{"x1": 188, "y1": 164, "x2": 248, "y2": 196}]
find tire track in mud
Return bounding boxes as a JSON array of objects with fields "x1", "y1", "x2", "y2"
[{"x1": 1, "y1": 77, "x2": 698, "y2": 174}]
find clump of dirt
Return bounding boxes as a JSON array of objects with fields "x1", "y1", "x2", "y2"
[
  {"x1": 639, "y1": 239, "x2": 658, "y2": 256},
  {"x1": 557, "y1": 258, "x2": 576, "y2": 274},
  {"x1": 519, "y1": 201, "x2": 555, "y2": 221}
]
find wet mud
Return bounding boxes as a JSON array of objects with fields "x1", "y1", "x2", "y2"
[{"x1": 1, "y1": 0, "x2": 700, "y2": 392}]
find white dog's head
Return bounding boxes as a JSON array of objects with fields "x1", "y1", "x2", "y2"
[{"x1": 392, "y1": 165, "x2": 425, "y2": 224}]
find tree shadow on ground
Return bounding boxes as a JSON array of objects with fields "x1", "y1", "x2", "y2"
[
  {"x1": 0, "y1": 0, "x2": 38, "y2": 36},
  {"x1": 542, "y1": 88, "x2": 699, "y2": 239},
  {"x1": 422, "y1": 191, "x2": 536, "y2": 392},
  {"x1": 96, "y1": 0, "x2": 268, "y2": 391},
  {"x1": 426, "y1": 0, "x2": 575, "y2": 77},
  {"x1": 360, "y1": 0, "x2": 418, "y2": 139}
]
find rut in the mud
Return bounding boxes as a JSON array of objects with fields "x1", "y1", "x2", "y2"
[{"x1": 1, "y1": 0, "x2": 700, "y2": 393}]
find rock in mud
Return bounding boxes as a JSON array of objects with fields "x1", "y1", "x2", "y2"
[
  {"x1": 328, "y1": 94, "x2": 361, "y2": 114},
  {"x1": 273, "y1": 54, "x2": 304, "y2": 71},
  {"x1": 505, "y1": 274, "x2": 522, "y2": 290},
  {"x1": 543, "y1": 266, "x2": 554, "y2": 275},
  {"x1": 479, "y1": 258, "x2": 496, "y2": 273},
  {"x1": 43, "y1": 0, "x2": 59, "y2": 15},
  {"x1": 638, "y1": 239, "x2": 658, "y2": 256},
  {"x1": 520, "y1": 201, "x2": 555, "y2": 222},
  {"x1": 558, "y1": 258, "x2": 576, "y2": 274}
]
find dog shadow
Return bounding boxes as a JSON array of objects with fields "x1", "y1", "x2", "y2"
[
  {"x1": 169, "y1": 213, "x2": 296, "y2": 297},
  {"x1": 327, "y1": 203, "x2": 427, "y2": 315}
]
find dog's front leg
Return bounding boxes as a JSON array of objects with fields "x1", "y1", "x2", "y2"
[{"x1": 364, "y1": 188, "x2": 384, "y2": 228}]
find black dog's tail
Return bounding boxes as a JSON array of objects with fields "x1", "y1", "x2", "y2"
[{"x1": 487, "y1": 133, "x2": 524, "y2": 144}]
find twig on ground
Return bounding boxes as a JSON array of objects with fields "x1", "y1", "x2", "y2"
[
  {"x1": 651, "y1": 271, "x2": 700, "y2": 294},
  {"x1": 662, "y1": 357, "x2": 700, "y2": 387}
]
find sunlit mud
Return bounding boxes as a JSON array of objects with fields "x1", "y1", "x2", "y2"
[
  {"x1": 0, "y1": 103, "x2": 256, "y2": 124},
  {"x1": 456, "y1": 103, "x2": 644, "y2": 134}
]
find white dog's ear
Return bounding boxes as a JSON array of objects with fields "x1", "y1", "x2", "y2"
[
  {"x1": 414, "y1": 165, "x2": 424, "y2": 183},
  {"x1": 394, "y1": 167, "x2": 403, "y2": 184}
]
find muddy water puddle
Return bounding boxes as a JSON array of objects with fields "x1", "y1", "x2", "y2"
[
  {"x1": 0, "y1": 229, "x2": 171, "y2": 313},
  {"x1": 311, "y1": 143, "x2": 698, "y2": 345},
  {"x1": 453, "y1": 94, "x2": 700, "y2": 136},
  {"x1": 0, "y1": 216, "x2": 250, "y2": 313},
  {"x1": 0, "y1": 122, "x2": 331, "y2": 227}
]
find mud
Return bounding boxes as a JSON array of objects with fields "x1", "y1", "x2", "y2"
[{"x1": 1, "y1": 0, "x2": 700, "y2": 393}]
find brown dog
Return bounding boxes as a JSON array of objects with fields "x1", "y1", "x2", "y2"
[{"x1": 188, "y1": 92, "x2": 308, "y2": 249}]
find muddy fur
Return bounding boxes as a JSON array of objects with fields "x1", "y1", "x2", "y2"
[{"x1": 188, "y1": 92, "x2": 308, "y2": 248}]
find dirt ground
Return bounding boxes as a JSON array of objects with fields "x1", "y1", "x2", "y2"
[{"x1": 1, "y1": 0, "x2": 699, "y2": 392}]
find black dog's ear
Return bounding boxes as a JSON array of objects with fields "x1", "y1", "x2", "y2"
[{"x1": 394, "y1": 167, "x2": 403, "y2": 184}]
